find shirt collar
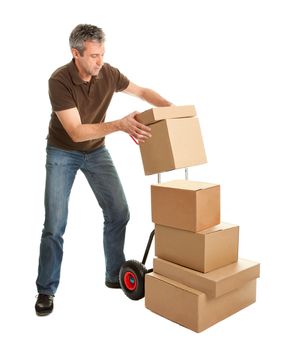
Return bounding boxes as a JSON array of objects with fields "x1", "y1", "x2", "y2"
[{"x1": 68, "y1": 59, "x2": 102, "y2": 85}]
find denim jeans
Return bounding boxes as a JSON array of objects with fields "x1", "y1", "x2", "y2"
[{"x1": 36, "y1": 144, "x2": 129, "y2": 295}]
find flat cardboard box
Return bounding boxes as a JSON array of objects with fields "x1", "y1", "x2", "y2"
[
  {"x1": 153, "y1": 257, "x2": 260, "y2": 297},
  {"x1": 136, "y1": 105, "x2": 196, "y2": 125},
  {"x1": 155, "y1": 223, "x2": 238, "y2": 272},
  {"x1": 139, "y1": 117, "x2": 207, "y2": 175},
  {"x1": 145, "y1": 272, "x2": 257, "y2": 333},
  {"x1": 151, "y1": 180, "x2": 220, "y2": 232}
]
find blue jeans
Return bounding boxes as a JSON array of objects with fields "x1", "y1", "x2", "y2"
[{"x1": 36, "y1": 144, "x2": 130, "y2": 295}]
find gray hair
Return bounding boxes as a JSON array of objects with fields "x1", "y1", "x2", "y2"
[{"x1": 69, "y1": 24, "x2": 105, "y2": 55}]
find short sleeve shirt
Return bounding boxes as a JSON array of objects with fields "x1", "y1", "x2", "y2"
[{"x1": 47, "y1": 59, "x2": 130, "y2": 151}]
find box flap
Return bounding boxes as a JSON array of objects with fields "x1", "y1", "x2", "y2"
[
  {"x1": 152, "y1": 179, "x2": 218, "y2": 191},
  {"x1": 136, "y1": 105, "x2": 196, "y2": 125},
  {"x1": 199, "y1": 222, "x2": 238, "y2": 235},
  {"x1": 153, "y1": 258, "x2": 260, "y2": 298},
  {"x1": 146, "y1": 272, "x2": 203, "y2": 296}
]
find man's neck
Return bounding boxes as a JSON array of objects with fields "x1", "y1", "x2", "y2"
[{"x1": 74, "y1": 60, "x2": 91, "y2": 82}]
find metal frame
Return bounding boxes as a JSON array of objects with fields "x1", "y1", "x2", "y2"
[{"x1": 141, "y1": 168, "x2": 189, "y2": 270}]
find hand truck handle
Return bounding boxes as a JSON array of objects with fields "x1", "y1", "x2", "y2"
[{"x1": 157, "y1": 167, "x2": 189, "y2": 184}]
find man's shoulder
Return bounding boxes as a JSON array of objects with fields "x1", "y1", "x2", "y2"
[
  {"x1": 100, "y1": 62, "x2": 124, "y2": 81},
  {"x1": 102, "y1": 62, "x2": 111, "y2": 70},
  {"x1": 101, "y1": 62, "x2": 119, "y2": 74},
  {"x1": 50, "y1": 61, "x2": 72, "y2": 82}
]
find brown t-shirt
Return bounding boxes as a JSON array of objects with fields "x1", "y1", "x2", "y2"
[{"x1": 47, "y1": 59, "x2": 130, "y2": 151}]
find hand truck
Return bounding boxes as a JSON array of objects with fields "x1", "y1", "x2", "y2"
[{"x1": 119, "y1": 168, "x2": 189, "y2": 300}]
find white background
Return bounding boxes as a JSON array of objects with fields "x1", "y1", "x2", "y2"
[{"x1": 0, "y1": 0, "x2": 295, "y2": 348}]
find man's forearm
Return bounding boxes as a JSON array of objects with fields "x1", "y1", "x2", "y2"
[
  {"x1": 72, "y1": 120, "x2": 121, "y2": 142},
  {"x1": 71, "y1": 110, "x2": 150, "y2": 143},
  {"x1": 141, "y1": 88, "x2": 173, "y2": 107}
]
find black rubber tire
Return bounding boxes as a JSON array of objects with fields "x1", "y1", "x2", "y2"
[{"x1": 119, "y1": 260, "x2": 148, "y2": 300}]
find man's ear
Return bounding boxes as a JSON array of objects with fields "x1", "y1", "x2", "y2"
[{"x1": 71, "y1": 48, "x2": 81, "y2": 59}]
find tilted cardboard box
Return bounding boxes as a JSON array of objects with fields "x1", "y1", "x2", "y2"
[
  {"x1": 136, "y1": 105, "x2": 197, "y2": 124},
  {"x1": 153, "y1": 257, "x2": 260, "y2": 297},
  {"x1": 136, "y1": 105, "x2": 207, "y2": 175},
  {"x1": 145, "y1": 272, "x2": 257, "y2": 333},
  {"x1": 155, "y1": 222, "x2": 238, "y2": 272},
  {"x1": 151, "y1": 180, "x2": 220, "y2": 232}
]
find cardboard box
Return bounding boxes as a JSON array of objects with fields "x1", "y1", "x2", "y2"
[
  {"x1": 155, "y1": 223, "x2": 238, "y2": 272},
  {"x1": 151, "y1": 180, "x2": 220, "y2": 232},
  {"x1": 136, "y1": 105, "x2": 196, "y2": 125},
  {"x1": 145, "y1": 272, "x2": 257, "y2": 333},
  {"x1": 153, "y1": 257, "x2": 260, "y2": 297},
  {"x1": 136, "y1": 105, "x2": 207, "y2": 175},
  {"x1": 139, "y1": 118, "x2": 207, "y2": 175}
]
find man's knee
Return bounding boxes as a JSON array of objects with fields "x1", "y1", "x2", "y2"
[
  {"x1": 105, "y1": 204, "x2": 130, "y2": 225},
  {"x1": 117, "y1": 205, "x2": 130, "y2": 225}
]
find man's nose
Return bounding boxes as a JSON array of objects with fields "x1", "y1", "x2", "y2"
[{"x1": 97, "y1": 56, "x2": 103, "y2": 66}]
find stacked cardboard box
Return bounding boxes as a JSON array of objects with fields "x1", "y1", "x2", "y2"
[
  {"x1": 136, "y1": 105, "x2": 207, "y2": 175},
  {"x1": 136, "y1": 105, "x2": 260, "y2": 333}
]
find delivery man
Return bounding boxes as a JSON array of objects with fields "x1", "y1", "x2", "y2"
[{"x1": 35, "y1": 24, "x2": 172, "y2": 316}]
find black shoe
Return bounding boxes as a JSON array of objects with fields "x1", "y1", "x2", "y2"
[
  {"x1": 35, "y1": 294, "x2": 54, "y2": 316},
  {"x1": 105, "y1": 280, "x2": 121, "y2": 289}
]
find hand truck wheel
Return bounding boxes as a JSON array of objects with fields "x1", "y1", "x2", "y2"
[{"x1": 119, "y1": 260, "x2": 148, "y2": 300}]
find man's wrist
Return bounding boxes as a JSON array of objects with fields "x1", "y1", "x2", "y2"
[{"x1": 113, "y1": 119, "x2": 123, "y2": 132}]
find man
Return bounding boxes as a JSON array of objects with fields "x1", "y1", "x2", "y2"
[{"x1": 35, "y1": 24, "x2": 172, "y2": 316}]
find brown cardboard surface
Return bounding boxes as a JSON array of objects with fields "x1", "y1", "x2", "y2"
[
  {"x1": 139, "y1": 118, "x2": 207, "y2": 175},
  {"x1": 136, "y1": 105, "x2": 196, "y2": 125},
  {"x1": 153, "y1": 257, "x2": 260, "y2": 297},
  {"x1": 145, "y1": 272, "x2": 257, "y2": 333},
  {"x1": 151, "y1": 180, "x2": 220, "y2": 232},
  {"x1": 155, "y1": 223, "x2": 238, "y2": 272}
]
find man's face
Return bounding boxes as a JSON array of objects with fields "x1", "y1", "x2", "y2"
[{"x1": 73, "y1": 41, "x2": 105, "y2": 79}]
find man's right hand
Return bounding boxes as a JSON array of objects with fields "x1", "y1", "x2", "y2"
[{"x1": 119, "y1": 111, "x2": 152, "y2": 142}]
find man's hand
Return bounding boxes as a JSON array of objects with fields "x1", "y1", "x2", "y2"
[{"x1": 119, "y1": 111, "x2": 152, "y2": 142}]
